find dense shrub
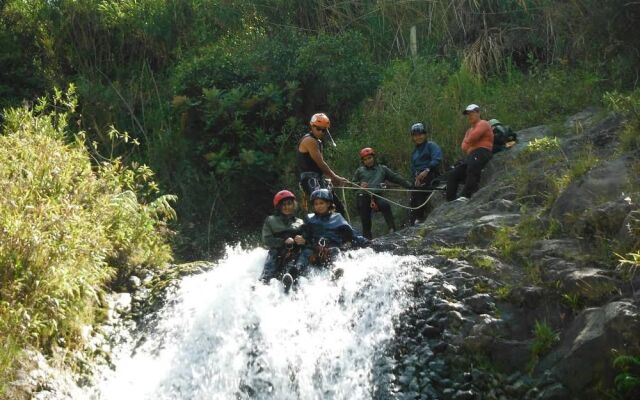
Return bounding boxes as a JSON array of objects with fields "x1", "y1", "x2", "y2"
[{"x1": 0, "y1": 88, "x2": 174, "y2": 391}]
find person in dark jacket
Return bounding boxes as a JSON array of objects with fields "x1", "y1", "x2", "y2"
[
  {"x1": 409, "y1": 122, "x2": 443, "y2": 224},
  {"x1": 446, "y1": 104, "x2": 493, "y2": 201},
  {"x1": 283, "y1": 189, "x2": 368, "y2": 289},
  {"x1": 297, "y1": 112, "x2": 347, "y2": 215},
  {"x1": 353, "y1": 147, "x2": 412, "y2": 239},
  {"x1": 260, "y1": 190, "x2": 305, "y2": 283}
]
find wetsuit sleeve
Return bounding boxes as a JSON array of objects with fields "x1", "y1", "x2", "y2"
[
  {"x1": 382, "y1": 165, "x2": 413, "y2": 188},
  {"x1": 427, "y1": 143, "x2": 443, "y2": 170},
  {"x1": 352, "y1": 167, "x2": 362, "y2": 183},
  {"x1": 262, "y1": 217, "x2": 284, "y2": 249}
]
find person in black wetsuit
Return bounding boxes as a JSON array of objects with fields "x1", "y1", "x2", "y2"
[{"x1": 297, "y1": 113, "x2": 348, "y2": 215}]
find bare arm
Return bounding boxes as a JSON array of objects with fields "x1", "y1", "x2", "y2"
[{"x1": 299, "y1": 136, "x2": 346, "y2": 183}]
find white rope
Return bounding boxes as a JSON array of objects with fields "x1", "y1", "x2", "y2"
[
  {"x1": 343, "y1": 180, "x2": 436, "y2": 211},
  {"x1": 339, "y1": 186, "x2": 443, "y2": 193},
  {"x1": 340, "y1": 186, "x2": 351, "y2": 223}
]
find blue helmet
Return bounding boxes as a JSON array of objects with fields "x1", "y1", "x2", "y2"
[
  {"x1": 410, "y1": 122, "x2": 428, "y2": 135},
  {"x1": 310, "y1": 188, "x2": 333, "y2": 203}
]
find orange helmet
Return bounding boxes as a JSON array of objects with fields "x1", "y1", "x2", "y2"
[
  {"x1": 273, "y1": 190, "x2": 296, "y2": 208},
  {"x1": 359, "y1": 147, "x2": 375, "y2": 159},
  {"x1": 310, "y1": 113, "x2": 330, "y2": 129}
]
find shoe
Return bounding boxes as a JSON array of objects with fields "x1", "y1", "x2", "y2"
[
  {"x1": 454, "y1": 196, "x2": 469, "y2": 202},
  {"x1": 330, "y1": 267, "x2": 344, "y2": 281},
  {"x1": 282, "y1": 273, "x2": 293, "y2": 292}
]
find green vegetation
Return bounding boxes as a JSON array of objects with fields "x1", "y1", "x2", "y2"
[
  {"x1": 434, "y1": 245, "x2": 495, "y2": 272},
  {"x1": 530, "y1": 320, "x2": 560, "y2": 372},
  {"x1": 494, "y1": 286, "x2": 512, "y2": 301},
  {"x1": 434, "y1": 245, "x2": 469, "y2": 260},
  {"x1": 0, "y1": 89, "x2": 174, "y2": 393},
  {"x1": 604, "y1": 89, "x2": 640, "y2": 152},
  {"x1": 614, "y1": 355, "x2": 640, "y2": 398}
]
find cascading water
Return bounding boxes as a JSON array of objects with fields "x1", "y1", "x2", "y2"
[{"x1": 91, "y1": 245, "x2": 438, "y2": 400}]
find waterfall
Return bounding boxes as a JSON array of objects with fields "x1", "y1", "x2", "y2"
[{"x1": 91, "y1": 245, "x2": 438, "y2": 400}]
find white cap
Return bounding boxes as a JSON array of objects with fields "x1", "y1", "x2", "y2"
[{"x1": 463, "y1": 104, "x2": 480, "y2": 114}]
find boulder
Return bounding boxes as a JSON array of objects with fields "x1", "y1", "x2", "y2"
[
  {"x1": 560, "y1": 268, "x2": 618, "y2": 303},
  {"x1": 531, "y1": 239, "x2": 583, "y2": 261},
  {"x1": 467, "y1": 214, "x2": 521, "y2": 246},
  {"x1": 464, "y1": 294, "x2": 496, "y2": 314},
  {"x1": 540, "y1": 300, "x2": 640, "y2": 395},
  {"x1": 550, "y1": 156, "x2": 634, "y2": 225},
  {"x1": 574, "y1": 197, "x2": 633, "y2": 240},
  {"x1": 510, "y1": 286, "x2": 545, "y2": 309}
]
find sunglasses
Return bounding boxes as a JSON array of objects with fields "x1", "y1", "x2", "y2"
[{"x1": 312, "y1": 126, "x2": 328, "y2": 132}]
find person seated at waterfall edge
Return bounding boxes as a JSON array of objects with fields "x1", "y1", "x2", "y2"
[
  {"x1": 282, "y1": 189, "x2": 369, "y2": 290},
  {"x1": 353, "y1": 147, "x2": 413, "y2": 239},
  {"x1": 297, "y1": 112, "x2": 348, "y2": 215},
  {"x1": 409, "y1": 122, "x2": 443, "y2": 225},
  {"x1": 446, "y1": 104, "x2": 493, "y2": 202},
  {"x1": 260, "y1": 190, "x2": 306, "y2": 284}
]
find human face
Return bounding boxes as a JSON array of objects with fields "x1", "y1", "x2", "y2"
[
  {"x1": 310, "y1": 125, "x2": 327, "y2": 139},
  {"x1": 362, "y1": 154, "x2": 375, "y2": 167},
  {"x1": 466, "y1": 111, "x2": 480, "y2": 125},
  {"x1": 412, "y1": 132, "x2": 427, "y2": 145},
  {"x1": 313, "y1": 199, "x2": 330, "y2": 215},
  {"x1": 279, "y1": 198, "x2": 296, "y2": 216}
]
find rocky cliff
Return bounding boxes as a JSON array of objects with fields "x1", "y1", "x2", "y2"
[{"x1": 373, "y1": 108, "x2": 640, "y2": 399}]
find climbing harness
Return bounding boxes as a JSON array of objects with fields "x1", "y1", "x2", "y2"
[{"x1": 369, "y1": 197, "x2": 379, "y2": 211}]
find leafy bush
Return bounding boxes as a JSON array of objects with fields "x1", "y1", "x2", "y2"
[
  {"x1": 614, "y1": 355, "x2": 640, "y2": 398},
  {"x1": 0, "y1": 88, "x2": 174, "y2": 392}
]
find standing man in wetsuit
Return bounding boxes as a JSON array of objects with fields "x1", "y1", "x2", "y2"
[{"x1": 297, "y1": 113, "x2": 348, "y2": 215}]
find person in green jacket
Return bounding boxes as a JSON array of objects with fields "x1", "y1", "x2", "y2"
[
  {"x1": 260, "y1": 190, "x2": 305, "y2": 283},
  {"x1": 352, "y1": 147, "x2": 413, "y2": 239}
]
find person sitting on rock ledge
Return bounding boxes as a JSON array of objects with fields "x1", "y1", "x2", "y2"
[
  {"x1": 446, "y1": 104, "x2": 494, "y2": 202},
  {"x1": 260, "y1": 190, "x2": 305, "y2": 284},
  {"x1": 282, "y1": 189, "x2": 369, "y2": 290}
]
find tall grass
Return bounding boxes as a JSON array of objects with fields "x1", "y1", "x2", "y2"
[{"x1": 0, "y1": 88, "x2": 175, "y2": 393}]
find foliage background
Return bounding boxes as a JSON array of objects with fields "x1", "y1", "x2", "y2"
[{"x1": 2, "y1": 0, "x2": 638, "y2": 256}]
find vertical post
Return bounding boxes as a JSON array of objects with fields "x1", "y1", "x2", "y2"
[{"x1": 410, "y1": 26, "x2": 417, "y2": 60}]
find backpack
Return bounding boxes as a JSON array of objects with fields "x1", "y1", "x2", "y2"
[{"x1": 489, "y1": 119, "x2": 517, "y2": 153}]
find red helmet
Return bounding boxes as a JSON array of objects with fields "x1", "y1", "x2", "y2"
[
  {"x1": 273, "y1": 190, "x2": 296, "y2": 208},
  {"x1": 359, "y1": 147, "x2": 375, "y2": 159},
  {"x1": 310, "y1": 113, "x2": 331, "y2": 129}
]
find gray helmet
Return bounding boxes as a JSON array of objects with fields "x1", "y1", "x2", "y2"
[
  {"x1": 410, "y1": 122, "x2": 428, "y2": 135},
  {"x1": 310, "y1": 188, "x2": 333, "y2": 203},
  {"x1": 488, "y1": 118, "x2": 501, "y2": 127}
]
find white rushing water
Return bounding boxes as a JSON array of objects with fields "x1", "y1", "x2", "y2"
[{"x1": 93, "y1": 245, "x2": 437, "y2": 400}]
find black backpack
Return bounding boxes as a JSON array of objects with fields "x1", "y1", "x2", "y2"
[{"x1": 489, "y1": 119, "x2": 517, "y2": 153}]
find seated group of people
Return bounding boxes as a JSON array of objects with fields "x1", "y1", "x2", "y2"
[{"x1": 261, "y1": 104, "x2": 502, "y2": 288}]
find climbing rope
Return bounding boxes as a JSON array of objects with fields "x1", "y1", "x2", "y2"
[{"x1": 342, "y1": 180, "x2": 437, "y2": 211}]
